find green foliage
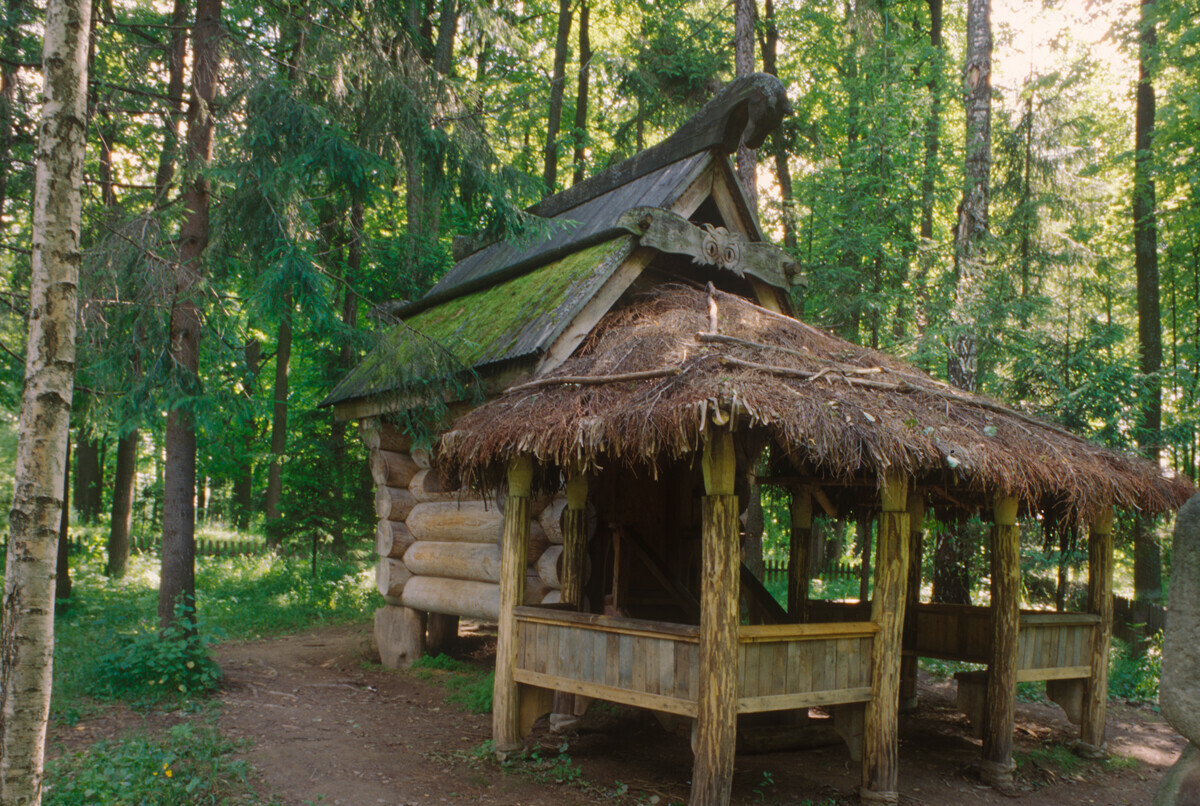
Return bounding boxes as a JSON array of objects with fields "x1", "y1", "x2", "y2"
[
  {"x1": 45, "y1": 549, "x2": 373, "y2": 720},
  {"x1": 44, "y1": 721, "x2": 263, "y2": 806},
  {"x1": 91, "y1": 604, "x2": 222, "y2": 703},
  {"x1": 411, "y1": 653, "x2": 494, "y2": 714},
  {"x1": 1107, "y1": 636, "x2": 1162, "y2": 703}
]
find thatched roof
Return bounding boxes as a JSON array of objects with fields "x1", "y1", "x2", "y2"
[{"x1": 439, "y1": 285, "x2": 1193, "y2": 524}]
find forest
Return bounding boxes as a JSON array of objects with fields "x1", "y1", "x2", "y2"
[{"x1": 0, "y1": 0, "x2": 1199, "y2": 800}]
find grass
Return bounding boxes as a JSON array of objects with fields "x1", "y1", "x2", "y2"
[
  {"x1": 44, "y1": 720, "x2": 269, "y2": 805},
  {"x1": 410, "y1": 653, "x2": 494, "y2": 713},
  {"x1": 50, "y1": 547, "x2": 374, "y2": 719}
]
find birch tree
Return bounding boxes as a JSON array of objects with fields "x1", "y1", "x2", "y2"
[{"x1": 0, "y1": 0, "x2": 93, "y2": 797}]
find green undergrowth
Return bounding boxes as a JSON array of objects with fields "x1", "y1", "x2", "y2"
[
  {"x1": 1016, "y1": 743, "x2": 1140, "y2": 777},
  {"x1": 410, "y1": 653, "x2": 494, "y2": 713},
  {"x1": 44, "y1": 720, "x2": 268, "y2": 805},
  {"x1": 48, "y1": 548, "x2": 373, "y2": 719}
]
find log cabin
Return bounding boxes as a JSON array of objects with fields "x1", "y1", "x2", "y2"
[{"x1": 324, "y1": 74, "x2": 1193, "y2": 805}]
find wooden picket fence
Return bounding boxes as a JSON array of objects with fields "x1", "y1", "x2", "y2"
[
  {"x1": 762, "y1": 559, "x2": 859, "y2": 585},
  {"x1": 68, "y1": 534, "x2": 268, "y2": 558}
]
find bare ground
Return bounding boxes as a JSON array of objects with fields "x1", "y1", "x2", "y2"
[{"x1": 197, "y1": 621, "x2": 1184, "y2": 806}]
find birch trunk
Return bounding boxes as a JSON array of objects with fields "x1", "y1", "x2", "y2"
[{"x1": 0, "y1": 0, "x2": 92, "y2": 797}]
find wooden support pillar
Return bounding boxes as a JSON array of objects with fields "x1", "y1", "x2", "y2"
[
  {"x1": 859, "y1": 512, "x2": 874, "y2": 603},
  {"x1": 899, "y1": 492, "x2": 925, "y2": 710},
  {"x1": 690, "y1": 427, "x2": 739, "y2": 806},
  {"x1": 561, "y1": 471, "x2": 588, "y2": 607},
  {"x1": 861, "y1": 471, "x2": 909, "y2": 805},
  {"x1": 981, "y1": 494, "x2": 1020, "y2": 788},
  {"x1": 1079, "y1": 507, "x2": 1114, "y2": 757},
  {"x1": 788, "y1": 486, "x2": 812, "y2": 621},
  {"x1": 492, "y1": 454, "x2": 533, "y2": 756},
  {"x1": 552, "y1": 469, "x2": 589, "y2": 729}
]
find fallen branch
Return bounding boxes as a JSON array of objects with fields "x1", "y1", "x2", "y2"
[{"x1": 505, "y1": 368, "x2": 681, "y2": 394}]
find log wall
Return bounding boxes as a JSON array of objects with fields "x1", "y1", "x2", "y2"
[{"x1": 362, "y1": 417, "x2": 585, "y2": 668}]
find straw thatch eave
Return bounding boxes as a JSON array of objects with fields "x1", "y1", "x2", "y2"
[{"x1": 437, "y1": 285, "x2": 1193, "y2": 524}]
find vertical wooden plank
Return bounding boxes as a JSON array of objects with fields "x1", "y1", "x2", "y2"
[
  {"x1": 861, "y1": 471, "x2": 910, "y2": 803},
  {"x1": 492, "y1": 455, "x2": 532, "y2": 755},
  {"x1": 809, "y1": 639, "x2": 826, "y2": 691},
  {"x1": 900, "y1": 492, "x2": 926, "y2": 706},
  {"x1": 690, "y1": 428, "x2": 739, "y2": 806},
  {"x1": 784, "y1": 640, "x2": 800, "y2": 695},
  {"x1": 982, "y1": 495, "x2": 1020, "y2": 789},
  {"x1": 675, "y1": 641, "x2": 691, "y2": 701},
  {"x1": 836, "y1": 638, "x2": 853, "y2": 691},
  {"x1": 590, "y1": 629, "x2": 604, "y2": 684},
  {"x1": 824, "y1": 637, "x2": 837, "y2": 693},
  {"x1": 659, "y1": 639, "x2": 675, "y2": 697},
  {"x1": 633, "y1": 634, "x2": 648, "y2": 693},
  {"x1": 1081, "y1": 508, "x2": 1114, "y2": 754},
  {"x1": 759, "y1": 643, "x2": 775, "y2": 698},
  {"x1": 605, "y1": 632, "x2": 620, "y2": 687},
  {"x1": 1056, "y1": 624, "x2": 1070, "y2": 669},
  {"x1": 739, "y1": 643, "x2": 754, "y2": 698},
  {"x1": 619, "y1": 633, "x2": 633, "y2": 689},
  {"x1": 1071, "y1": 624, "x2": 1085, "y2": 668},
  {"x1": 771, "y1": 641, "x2": 787, "y2": 698}
]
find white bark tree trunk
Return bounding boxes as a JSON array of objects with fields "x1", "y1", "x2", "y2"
[{"x1": 0, "y1": 0, "x2": 92, "y2": 799}]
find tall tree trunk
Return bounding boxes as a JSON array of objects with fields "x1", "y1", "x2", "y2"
[
  {"x1": 264, "y1": 303, "x2": 291, "y2": 524},
  {"x1": 734, "y1": 0, "x2": 757, "y2": 213},
  {"x1": 0, "y1": 0, "x2": 28, "y2": 228},
  {"x1": 107, "y1": 429, "x2": 137, "y2": 577},
  {"x1": 56, "y1": 441, "x2": 72, "y2": 603},
  {"x1": 73, "y1": 428, "x2": 101, "y2": 522},
  {"x1": 760, "y1": 0, "x2": 795, "y2": 251},
  {"x1": 0, "y1": 0, "x2": 91, "y2": 794},
  {"x1": 160, "y1": 0, "x2": 220, "y2": 630},
  {"x1": 1132, "y1": 0, "x2": 1162, "y2": 604},
  {"x1": 153, "y1": 0, "x2": 188, "y2": 204},
  {"x1": 949, "y1": 0, "x2": 991, "y2": 394},
  {"x1": 571, "y1": 0, "x2": 590, "y2": 186},
  {"x1": 233, "y1": 337, "x2": 259, "y2": 530},
  {"x1": 542, "y1": 0, "x2": 572, "y2": 192},
  {"x1": 912, "y1": 0, "x2": 943, "y2": 343}
]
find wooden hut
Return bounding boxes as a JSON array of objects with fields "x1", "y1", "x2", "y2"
[{"x1": 325, "y1": 75, "x2": 1193, "y2": 805}]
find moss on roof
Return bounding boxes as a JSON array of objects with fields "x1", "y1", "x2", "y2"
[{"x1": 324, "y1": 238, "x2": 633, "y2": 406}]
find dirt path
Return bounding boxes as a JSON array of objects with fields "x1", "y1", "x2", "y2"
[{"x1": 213, "y1": 622, "x2": 1184, "y2": 806}]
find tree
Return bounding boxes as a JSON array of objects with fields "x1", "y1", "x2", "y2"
[
  {"x1": 543, "y1": 0, "x2": 572, "y2": 191},
  {"x1": 0, "y1": 0, "x2": 93, "y2": 797},
  {"x1": 734, "y1": 0, "x2": 756, "y2": 213},
  {"x1": 160, "y1": 0, "x2": 220, "y2": 629},
  {"x1": 1132, "y1": 0, "x2": 1162, "y2": 604}
]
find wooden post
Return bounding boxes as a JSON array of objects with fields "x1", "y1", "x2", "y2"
[
  {"x1": 788, "y1": 486, "x2": 812, "y2": 621},
  {"x1": 492, "y1": 454, "x2": 533, "y2": 756},
  {"x1": 982, "y1": 494, "x2": 1020, "y2": 788},
  {"x1": 1079, "y1": 506, "x2": 1114, "y2": 756},
  {"x1": 690, "y1": 427, "x2": 739, "y2": 806},
  {"x1": 561, "y1": 470, "x2": 588, "y2": 607},
  {"x1": 861, "y1": 471, "x2": 909, "y2": 804},
  {"x1": 859, "y1": 512, "x2": 874, "y2": 603},
  {"x1": 899, "y1": 492, "x2": 925, "y2": 709}
]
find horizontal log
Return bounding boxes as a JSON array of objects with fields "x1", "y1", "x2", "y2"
[
  {"x1": 533, "y1": 544, "x2": 590, "y2": 589},
  {"x1": 539, "y1": 499, "x2": 567, "y2": 544},
  {"x1": 376, "y1": 519, "x2": 414, "y2": 559},
  {"x1": 528, "y1": 521, "x2": 550, "y2": 563},
  {"x1": 541, "y1": 589, "x2": 562, "y2": 606},
  {"x1": 525, "y1": 571, "x2": 552, "y2": 607},
  {"x1": 370, "y1": 449, "x2": 420, "y2": 487},
  {"x1": 409, "y1": 468, "x2": 473, "y2": 503},
  {"x1": 376, "y1": 558, "x2": 413, "y2": 598},
  {"x1": 407, "y1": 501, "x2": 504, "y2": 543},
  {"x1": 360, "y1": 419, "x2": 411, "y2": 453},
  {"x1": 403, "y1": 541, "x2": 502, "y2": 583},
  {"x1": 537, "y1": 498, "x2": 597, "y2": 545},
  {"x1": 375, "y1": 485, "x2": 417, "y2": 521},
  {"x1": 401, "y1": 576, "x2": 500, "y2": 621},
  {"x1": 411, "y1": 448, "x2": 432, "y2": 469}
]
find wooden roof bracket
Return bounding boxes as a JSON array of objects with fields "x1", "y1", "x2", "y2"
[{"x1": 617, "y1": 207, "x2": 805, "y2": 291}]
